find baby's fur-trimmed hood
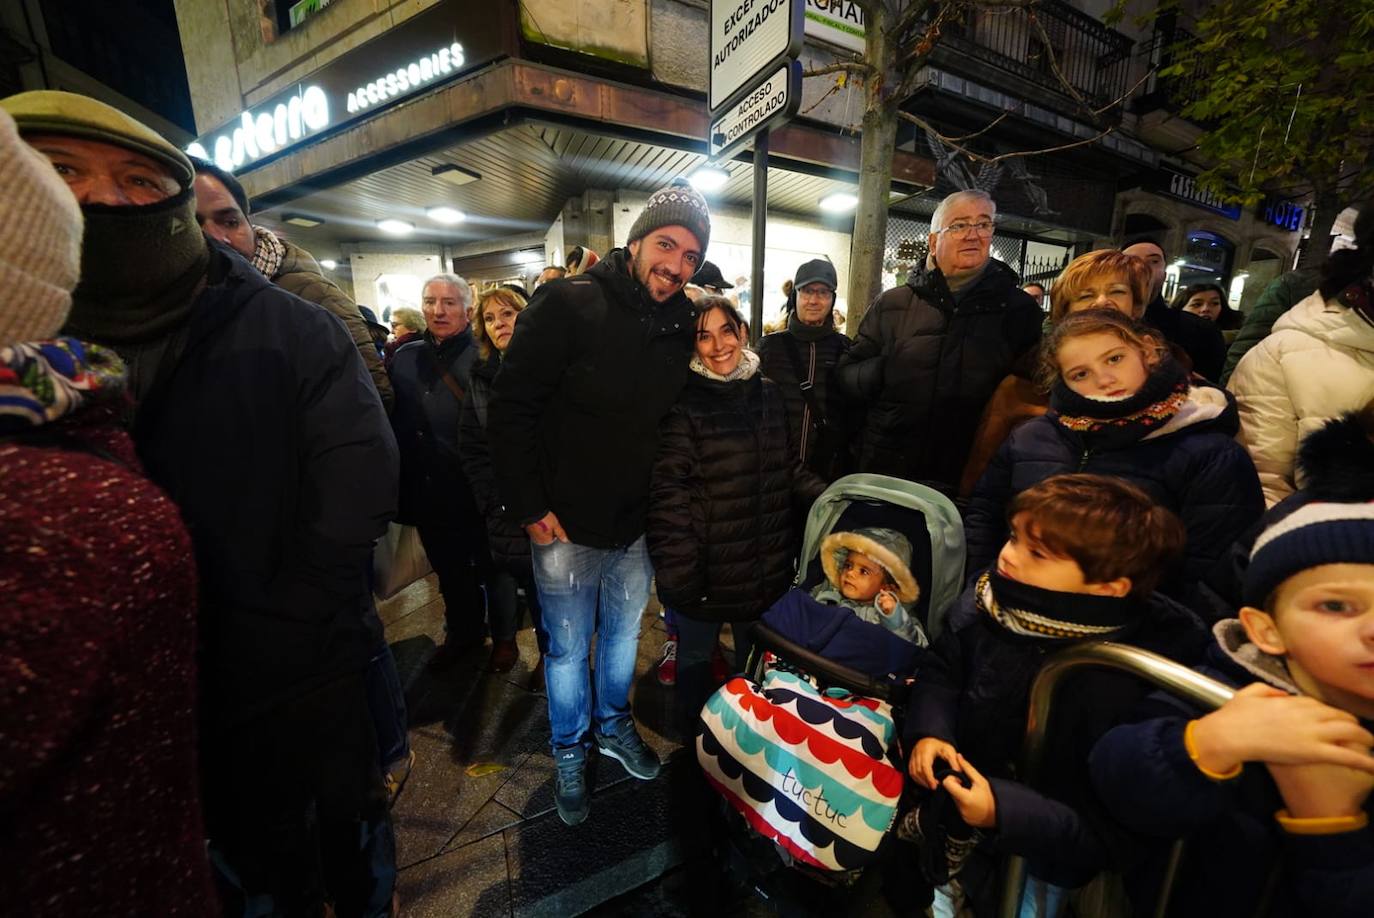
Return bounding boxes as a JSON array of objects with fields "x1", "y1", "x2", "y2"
[{"x1": 820, "y1": 528, "x2": 920, "y2": 604}]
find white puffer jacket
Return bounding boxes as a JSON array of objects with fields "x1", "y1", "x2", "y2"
[{"x1": 1228, "y1": 291, "x2": 1374, "y2": 506}]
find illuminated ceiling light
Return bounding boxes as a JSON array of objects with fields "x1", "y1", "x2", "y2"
[
  {"x1": 432, "y1": 163, "x2": 482, "y2": 186},
  {"x1": 377, "y1": 219, "x2": 414, "y2": 235},
  {"x1": 319, "y1": 259, "x2": 338, "y2": 270},
  {"x1": 283, "y1": 213, "x2": 323, "y2": 227},
  {"x1": 427, "y1": 206, "x2": 466, "y2": 224},
  {"x1": 518, "y1": 250, "x2": 544, "y2": 265},
  {"x1": 818, "y1": 192, "x2": 859, "y2": 214},
  {"x1": 688, "y1": 166, "x2": 730, "y2": 193}
]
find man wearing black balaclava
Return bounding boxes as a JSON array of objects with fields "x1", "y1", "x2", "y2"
[{"x1": 2, "y1": 90, "x2": 400, "y2": 916}]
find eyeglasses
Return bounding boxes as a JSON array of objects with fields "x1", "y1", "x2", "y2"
[{"x1": 936, "y1": 220, "x2": 995, "y2": 237}]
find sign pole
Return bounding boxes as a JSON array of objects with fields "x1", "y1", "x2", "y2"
[{"x1": 749, "y1": 130, "x2": 769, "y2": 346}]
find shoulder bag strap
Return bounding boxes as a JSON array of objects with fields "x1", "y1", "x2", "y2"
[{"x1": 782, "y1": 334, "x2": 827, "y2": 427}]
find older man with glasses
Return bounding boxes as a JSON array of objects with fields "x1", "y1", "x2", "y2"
[{"x1": 837, "y1": 189, "x2": 1043, "y2": 497}]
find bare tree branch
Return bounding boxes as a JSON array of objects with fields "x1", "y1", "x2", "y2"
[
  {"x1": 897, "y1": 108, "x2": 1117, "y2": 164},
  {"x1": 983, "y1": 127, "x2": 1117, "y2": 163},
  {"x1": 1094, "y1": 64, "x2": 1156, "y2": 117},
  {"x1": 802, "y1": 60, "x2": 878, "y2": 80},
  {"x1": 1024, "y1": 9, "x2": 1095, "y2": 123}
]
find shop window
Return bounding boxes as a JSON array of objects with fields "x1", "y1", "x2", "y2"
[
  {"x1": 374, "y1": 274, "x2": 423, "y2": 325},
  {"x1": 1170, "y1": 230, "x2": 1234, "y2": 302}
]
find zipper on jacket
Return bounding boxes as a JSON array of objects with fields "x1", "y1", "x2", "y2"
[{"x1": 1077, "y1": 448, "x2": 1092, "y2": 471}]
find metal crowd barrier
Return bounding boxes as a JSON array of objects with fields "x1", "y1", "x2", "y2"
[{"x1": 996, "y1": 642, "x2": 1236, "y2": 918}]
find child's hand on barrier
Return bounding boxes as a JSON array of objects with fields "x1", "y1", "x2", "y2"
[
  {"x1": 909, "y1": 737, "x2": 959, "y2": 789},
  {"x1": 877, "y1": 590, "x2": 897, "y2": 615},
  {"x1": 1189, "y1": 683, "x2": 1374, "y2": 776},
  {"x1": 944, "y1": 754, "x2": 997, "y2": 829},
  {"x1": 1268, "y1": 753, "x2": 1374, "y2": 820}
]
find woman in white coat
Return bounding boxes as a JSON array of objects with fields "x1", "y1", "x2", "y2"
[{"x1": 1229, "y1": 204, "x2": 1374, "y2": 506}]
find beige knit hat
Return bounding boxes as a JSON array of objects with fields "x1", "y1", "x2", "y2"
[{"x1": 0, "y1": 109, "x2": 83, "y2": 348}]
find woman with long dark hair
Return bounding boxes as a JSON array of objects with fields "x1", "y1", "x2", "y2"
[
  {"x1": 1171, "y1": 282, "x2": 1243, "y2": 330},
  {"x1": 648, "y1": 297, "x2": 826, "y2": 725},
  {"x1": 1229, "y1": 203, "x2": 1374, "y2": 505}
]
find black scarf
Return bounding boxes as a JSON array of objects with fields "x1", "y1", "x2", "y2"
[
  {"x1": 65, "y1": 186, "x2": 209, "y2": 346},
  {"x1": 976, "y1": 570, "x2": 1139, "y2": 641},
  {"x1": 787, "y1": 310, "x2": 834, "y2": 342},
  {"x1": 1049, "y1": 358, "x2": 1189, "y2": 452}
]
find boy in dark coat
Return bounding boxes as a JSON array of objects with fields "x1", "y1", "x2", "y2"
[
  {"x1": 1090, "y1": 501, "x2": 1374, "y2": 918},
  {"x1": 903, "y1": 474, "x2": 1208, "y2": 916}
]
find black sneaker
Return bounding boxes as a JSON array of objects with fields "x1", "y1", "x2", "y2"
[
  {"x1": 594, "y1": 717, "x2": 661, "y2": 780},
  {"x1": 553, "y1": 744, "x2": 589, "y2": 826}
]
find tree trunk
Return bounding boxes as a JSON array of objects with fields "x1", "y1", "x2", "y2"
[
  {"x1": 1298, "y1": 181, "x2": 1341, "y2": 269},
  {"x1": 845, "y1": 3, "x2": 896, "y2": 337}
]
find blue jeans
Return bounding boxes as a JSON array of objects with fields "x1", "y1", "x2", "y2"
[{"x1": 531, "y1": 536, "x2": 653, "y2": 749}]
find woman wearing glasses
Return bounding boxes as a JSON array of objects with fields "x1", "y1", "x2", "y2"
[{"x1": 837, "y1": 189, "x2": 1044, "y2": 497}]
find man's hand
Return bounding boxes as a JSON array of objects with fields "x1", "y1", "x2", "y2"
[
  {"x1": 944, "y1": 754, "x2": 997, "y2": 829},
  {"x1": 1189, "y1": 683, "x2": 1374, "y2": 776},
  {"x1": 909, "y1": 737, "x2": 959, "y2": 789},
  {"x1": 525, "y1": 511, "x2": 568, "y2": 546},
  {"x1": 876, "y1": 590, "x2": 897, "y2": 615},
  {"x1": 1269, "y1": 756, "x2": 1374, "y2": 820}
]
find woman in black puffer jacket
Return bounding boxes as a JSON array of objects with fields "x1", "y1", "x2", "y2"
[
  {"x1": 648, "y1": 297, "x2": 826, "y2": 724},
  {"x1": 458, "y1": 287, "x2": 548, "y2": 681}
]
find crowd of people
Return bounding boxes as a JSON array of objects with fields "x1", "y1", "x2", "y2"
[{"x1": 2, "y1": 86, "x2": 1372, "y2": 918}]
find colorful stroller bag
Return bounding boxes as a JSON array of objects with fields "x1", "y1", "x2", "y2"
[{"x1": 697, "y1": 667, "x2": 904, "y2": 872}]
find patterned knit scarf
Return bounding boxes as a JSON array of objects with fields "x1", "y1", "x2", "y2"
[
  {"x1": 250, "y1": 225, "x2": 286, "y2": 279},
  {"x1": 1050, "y1": 357, "x2": 1189, "y2": 452},
  {"x1": 975, "y1": 570, "x2": 1138, "y2": 641},
  {"x1": 0, "y1": 337, "x2": 126, "y2": 430}
]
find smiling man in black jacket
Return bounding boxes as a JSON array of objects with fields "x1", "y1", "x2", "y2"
[{"x1": 489, "y1": 178, "x2": 709, "y2": 825}]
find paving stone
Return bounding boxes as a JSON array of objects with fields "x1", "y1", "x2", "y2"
[
  {"x1": 377, "y1": 574, "x2": 443, "y2": 627},
  {"x1": 444, "y1": 797, "x2": 526, "y2": 852},
  {"x1": 505, "y1": 768, "x2": 687, "y2": 918},
  {"x1": 392, "y1": 730, "x2": 513, "y2": 869},
  {"x1": 397, "y1": 832, "x2": 511, "y2": 918}
]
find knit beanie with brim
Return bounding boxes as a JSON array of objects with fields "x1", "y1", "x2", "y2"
[
  {"x1": 821, "y1": 527, "x2": 920, "y2": 604},
  {"x1": 1243, "y1": 501, "x2": 1374, "y2": 607},
  {"x1": 0, "y1": 109, "x2": 82, "y2": 347},
  {"x1": 627, "y1": 178, "x2": 711, "y2": 256},
  {"x1": 2, "y1": 90, "x2": 194, "y2": 189}
]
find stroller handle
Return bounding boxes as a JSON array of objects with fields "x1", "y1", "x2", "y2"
[{"x1": 748, "y1": 623, "x2": 899, "y2": 703}]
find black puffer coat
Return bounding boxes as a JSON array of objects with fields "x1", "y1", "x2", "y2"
[
  {"x1": 458, "y1": 352, "x2": 530, "y2": 569},
  {"x1": 757, "y1": 319, "x2": 855, "y2": 481},
  {"x1": 837, "y1": 260, "x2": 1042, "y2": 494},
  {"x1": 647, "y1": 365, "x2": 826, "y2": 623}
]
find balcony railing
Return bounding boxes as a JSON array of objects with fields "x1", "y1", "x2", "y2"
[
  {"x1": 936, "y1": 1, "x2": 1135, "y2": 112},
  {"x1": 1137, "y1": 21, "x2": 1208, "y2": 114}
]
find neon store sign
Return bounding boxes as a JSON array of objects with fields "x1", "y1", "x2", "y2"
[{"x1": 186, "y1": 42, "x2": 467, "y2": 173}]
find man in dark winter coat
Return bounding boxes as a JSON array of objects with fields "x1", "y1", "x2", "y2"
[
  {"x1": 837, "y1": 190, "x2": 1043, "y2": 496},
  {"x1": 489, "y1": 178, "x2": 710, "y2": 826},
  {"x1": 390, "y1": 273, "x2": 488, "y2": 669},
  {"x1": 1124, "y1": 239, "x2": 1227, "y2": 381},
  {"x1": 3, "y1": 90, "x2": 399, "y2": 916},
  {"x1": 190, "y1": 158, "x2": 395, "y2": 411},
  {"x1": 758, "y1": 258, "x2": 855, "y2": 482}
]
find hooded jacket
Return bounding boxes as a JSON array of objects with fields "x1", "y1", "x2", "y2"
[
  {"x1": 1228, "y1": 291, "x2": 1374, "y2": 506},
  {"x1": 1090, "y1": 622, "x2": 1374, "y2": 918},
  {"x1": 489, "y1": 248, "x2": 696, "y2": 548},
  {"x1": 389, "y1": 328, "x2": 479, "y2": 527},
  {"x1": 271, "y1": 239, "x2": 394, "y2": 412},
  {"x1": 836, "y1": 259, "x2": 1042, "y2": 495},
  {"x1": 647, "y1": 352, "x2": 826, "y2": 622},
  {"x1": 131, "y1": 247, "x2": 398, "y2": 725},
  {"x1": 458, "y1": 351, "x2": 530, "y2": 569},
  {"x1": 905, "y1": 580, "x2": 1209, "y2": 893},
  {"x1": 0, "y1": 340, "x2": 215, "y2": 913},
  {"x1": 964, "y1": 383, "x2": 1265, "y2": 598}
]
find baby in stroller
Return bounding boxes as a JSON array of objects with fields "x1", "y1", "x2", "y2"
[{"x1": 811, "y1": 526, "x2": 928, "y2": 648}]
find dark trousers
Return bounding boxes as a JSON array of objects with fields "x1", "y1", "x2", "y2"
[
  {"x1": 488, "y1": 566, "x2": 549, "y2": 651},
  {"x1": 364, "y1": 635, "x2": 410, "y2": 768},
  {"x1": 417, "y1": 519, "x2": 489, "y2": 641},
  {"x1": 673, "y1": 614, "x2": 755, "y2": 732},
  {"x1": 203, "y1": 672, "x2": 395, "y2": 918}
]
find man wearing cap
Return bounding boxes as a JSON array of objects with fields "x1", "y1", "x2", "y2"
[
  {"x1": 758, "y1": 258, "x2": 855, "y2": 481},
  {"x1": 690, "y1": 260, "x2": 734, "y2": 296},
  {"x1": 1, "y1": 90, "x2": 399, "y2": 914},
  {"x1": 489, "y1": 178, "x2": 709, "y2": 825},
  {"x1": 190, "y1": 157, "x2": 394, "y2": 411}
]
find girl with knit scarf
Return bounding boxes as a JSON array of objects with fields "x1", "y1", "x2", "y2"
[{"x1": 964, "y1": 309, "x2": 1265, "y2": 605}]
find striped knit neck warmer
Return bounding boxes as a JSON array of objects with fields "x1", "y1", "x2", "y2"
[
  {"x1": 975, "y1": 570, "x2": 1138, "y2": 641},
  {"x1": 1050, "y1": 357, "x2": 1189, "y2": 451}
]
